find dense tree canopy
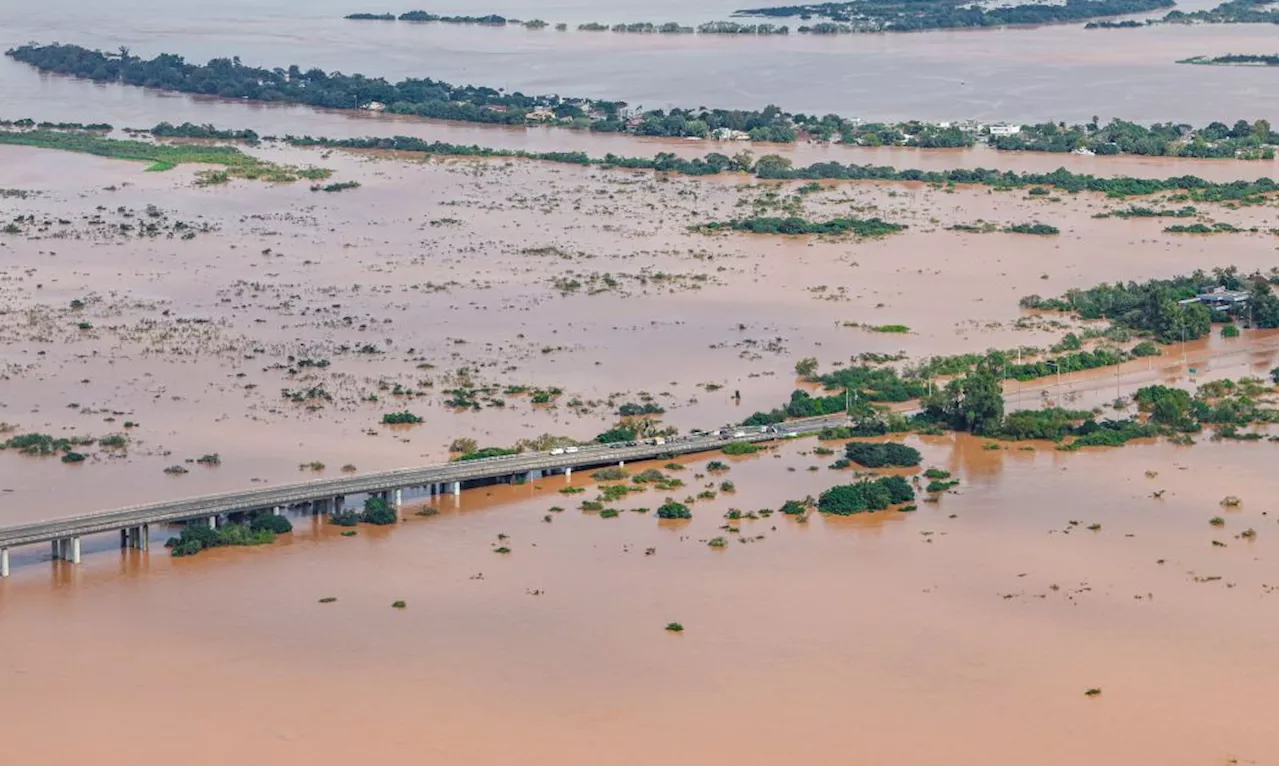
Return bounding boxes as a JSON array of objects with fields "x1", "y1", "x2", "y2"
[{"x1": 734, "y1": 0, "x2": 1176, "y2": 30}]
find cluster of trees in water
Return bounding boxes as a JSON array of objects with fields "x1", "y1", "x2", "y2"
[
  {"x1": 993, "y1": 118, "x2": 1277, "y2": 159},
  {"x1": 733, "y1": 0, "x2": 1174, "y2": 30},
  {"x1": 697, "y1": 215, "x2": 905, "y2": 237},
  {"x1": 1177, "y1": 53, "x2": 1279, "y2": 66},
  {"x1": 1160, "y1": 0, "x2": 1279, "y2": 24},
  {"x1": 1088, "y1": 0, "x2": 1278, "y2": 25},
  {"x1": 348, "y1": 14, "x2": 794, "y2": 33},
  {"x1": 1019, "y1": 268, "x2": 1280, "y2": 340},
  {"x1": 1, "y1": 117, "x2": 111, "y2": 131},
  {"x1": 6, "y1": 43, "x2": 587, "y2": 125},
  {"x1": 17, "y1": 42, "x2": 1270, "y2": 160},
  {"x1": 0, "y1": 43, "x2": 852, "y2": 145},
  {"x1": 5, "y1": 116, "x2": 1276, "y2": 206}
]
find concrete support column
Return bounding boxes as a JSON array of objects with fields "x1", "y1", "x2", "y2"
[
  {"x1": 1, "y1": 548, "x2": 9, "y2": 578},
  {"x1": 565, "y1": 467, "x2": 572, "y2": 479},
  {"x1": 141, "y1": 524, "x2": 150, "y2": 552},
  {"x1": 208, "y1": 515, "x2": 218, "y2": 529},
  {"x1": 70, "y1": 537, "x2": 82, "y2": 565},
  {"x1": 52, "y1": 540, "x2": 61, "y2": 560},
  {"x1": 334, "y1": 496, "x2": 345, "y2": 513},
  {"x1": 451, "y1": 481, "x2": 461, "y2": 496},
  {"x1": 121, "y1": 529, "x2": 129, "y2": 548},
  {"x1": 272, "y1": 506, "x2": 281, "y2": 516},
  {"x1": 393, "y1": 489, "x2": 403, "y2": 509}
]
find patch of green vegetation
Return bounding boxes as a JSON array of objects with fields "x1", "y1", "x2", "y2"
[
  {"x1": 165, "y1": 521, "x2": 278, "y2": 557},
  {"x1": 696, "y1": 215, "x2": 906, "y2": 238},
  {"x1": 657, "y1": 500, "x2": 693, "y2": 519},
  {"x1": 818, "y1": 475, "x2": 915, "y2": 514},
  {"x1": 591, "y1": 466, "x2": 630, "y2": 481},
  {"x1": 1003, "y1": 222, "x2": 1060, "y2": 235},
  {"x1": 844, "y1": 441, "x2": 921, "y2": 467},
  {"x1": 0, "y1": 128, "x2": 330, "y2": 183}
]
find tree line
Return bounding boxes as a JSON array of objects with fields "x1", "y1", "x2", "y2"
[{"x1": 732, "y1": 0, "x2": 1176, "y2": 31}]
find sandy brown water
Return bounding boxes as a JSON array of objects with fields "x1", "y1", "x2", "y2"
[
  {"x1": 0, "y1": 127, "x2": 1277, "y2": 765},
  {"x1": 0, "y1": 434, "x2": 1275, "y2": 765}
]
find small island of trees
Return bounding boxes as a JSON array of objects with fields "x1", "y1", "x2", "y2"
[{"x1": 732, "y1": 0, "x2": 1177, "y2": 31}]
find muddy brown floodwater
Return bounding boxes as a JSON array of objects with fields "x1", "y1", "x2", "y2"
[
  {"x1": 0, "y1": 137, "x2": 1276, "y2": 765},
  {"x1": 0, "y1": 435, "x2": 1275, "y2": 765}
]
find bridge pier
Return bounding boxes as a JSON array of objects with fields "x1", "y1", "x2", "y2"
[
  {"x1": 207, "y1": 515, "x2": 217, "y2": 530},
  {"x1": 450, "y1": 481, "x2": 461, "y2": 496},
  {"x1": 393, "y1": 489, "x2": 402, "y2": 510},
  {"x1": 564, "y1": 467, "x2": 571, "y2": 480},
  {"x1": 70, "y1": 536, "x2": 81, "y2": 564},
  {"x1": 1, "y1": 548, "x2": 8, "y2": 578},
  {"x1": 334, "y1": 496, "x2": 345, "y2": 514}
]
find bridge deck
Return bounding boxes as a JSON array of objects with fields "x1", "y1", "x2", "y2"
[{"x1": 0, "y1": 417, "x2": 845, "y2": 550}]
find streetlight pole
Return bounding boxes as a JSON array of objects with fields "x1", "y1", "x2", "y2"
[{"x1": 1047, "y1": 360, "x2": 1062, "y2": 406}]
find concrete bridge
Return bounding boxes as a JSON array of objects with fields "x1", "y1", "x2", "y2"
[{"x1": 0, "y1": 416, "x2": 847, "y2": 577}]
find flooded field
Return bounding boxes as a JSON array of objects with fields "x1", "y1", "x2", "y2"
[{"x1": 1, "y1": 143, "x2": 1276, "y2": 518}]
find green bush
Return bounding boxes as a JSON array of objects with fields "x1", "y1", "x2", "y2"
[
  {"x1": 329, "y1": 510, "x2": 360, "y2": 527},
  {"x1": 361, "y1": 496, "x2": 398, "y2": 525},
  {"x1": 779, "y1": 499, "x2": 808, "y2": 515},
  {"x1": 722, "y1": 442, "x2": 761, "y2": 455},
  {"x1": 165, "y1": 521, "x2": 274, "y2": 557},
  {"x1": 923, "y1": 468, "x2": 951, "y2": 479},
  {"x1": 381, "y1": 411, "x2": 424, "y2": 424},
  {"x1": 657, "y1": 500, "x2": 692, "y2": 519},
  {"x1": 632, "y1": 468, "x2": 667, "y2": 484},
  {"x1": 844, "y1": 441, "x2": 921, "y2": 467},
  {"x1": 249, "y1": 513, "x2": 293, "y2": 534},
  {"x1": 591, "y1": 466, "x2": 629, "y2": 481},
  {"x1": 818, "y1": 476, "x2": 915, "y2": 515}
]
